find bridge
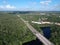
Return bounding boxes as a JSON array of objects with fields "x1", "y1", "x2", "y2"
[{"x1": 17, "y1": 15, "x2": 54, "y2": 45}]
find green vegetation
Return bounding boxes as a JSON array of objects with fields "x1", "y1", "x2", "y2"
[
  {"x1": 20, "y1": 13, "x2": 60, "y2": 45},
  {"x1": 0, "y1": 12, "x2": 60, "y2": 45},
  {"x1": 50, "y1": 25, "x2": 60, "y2": 45},
  {"x1": 20, "y1": 14, "x2": 60, "y2": 23},
  {"x1": 30, "y1": 23, "x2": 60, "y2": 45},
  {"x1": 20, "y1": 15, "x2": 40, "y2": 21},
  {"x1": 47, "y1": 15, "x2": 60, "y2": 22},
  {"x1": 0, "y1": 13, "x2": 36, "y2": 45}
]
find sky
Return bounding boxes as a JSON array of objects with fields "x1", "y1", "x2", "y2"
[{"x1": 0, "y1": 0, "x2": 60, "y2": 11}]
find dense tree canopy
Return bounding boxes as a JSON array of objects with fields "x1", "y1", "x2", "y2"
[{"x1": 0, "y1": 14, "x2": 36, "y2": 45}]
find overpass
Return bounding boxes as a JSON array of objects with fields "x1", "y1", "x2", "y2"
[{"x1": 17, "y1": 15, "x2": 54, "y2": 45}]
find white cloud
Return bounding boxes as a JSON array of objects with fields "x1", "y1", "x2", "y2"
[
  {"x1": 0, "y1": 6, "x2": 4, "y2": 8},
  {"x1": 0, "y1": 4, "x2": 16, "y2": 10},
  {"x1": 40, "y1": 0, "x2": 51, "y2": 5},
  {"x1": 54, "y1": 4, "x2": 60, "y2": 8},
  {"x1": 6, "y1": 5, "x2": 16, "y2": 9}
]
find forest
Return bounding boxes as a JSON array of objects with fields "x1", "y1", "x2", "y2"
[
  {"x1": 0, "y1": 13, "x2": 36, "y2": 45},
  {"x1": 0, "y1": 12, "x2": 60, "y2": 45}
]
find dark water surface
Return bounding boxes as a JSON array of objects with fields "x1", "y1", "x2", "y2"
[
  {"x1": 23, "y1": 38, "x2": 43, "y2": 45},
  {"x1": 23, "y1": 27, "x2": 51, "y2": 45},
  {"x1": 40, "y1": 27, "x2": 51, "y2": 39}
]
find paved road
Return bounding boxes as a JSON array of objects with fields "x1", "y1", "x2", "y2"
[
  {"x1": 17, "y1": 15, "x2": 54, "y2": 45},
  {"x1": 32, "y1": 21, "x2": 60, "y2": 26}
]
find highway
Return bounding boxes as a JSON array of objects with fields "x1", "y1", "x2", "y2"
[{"x1": 17, "y1": 15, "x2": 54, "y2": 45}]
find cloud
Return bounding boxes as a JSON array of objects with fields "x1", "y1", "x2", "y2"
[
  {"x1": 40, "y1": 0, "x2": 51, "y2": 5},
  {"x1": 0, "y1": 4, "x2": 16, "y2": 10},
  {"x1": 5, "y1": 5, "x2": 16, "y2": 9},
  {"x1": 54, "y1": 4, "x2": 60, "y2": 8}
]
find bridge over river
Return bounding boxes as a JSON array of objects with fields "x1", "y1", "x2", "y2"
[{"x1": 17, "y1": 15, "x2": 54, "y2": 45}]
